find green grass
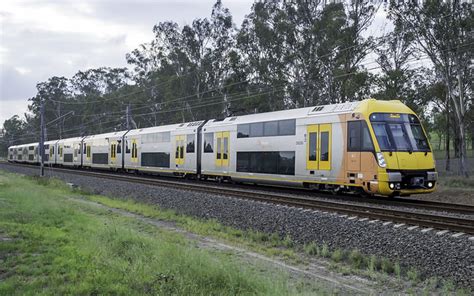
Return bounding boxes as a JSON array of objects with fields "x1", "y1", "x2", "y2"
[
  {"x1": 0, "y1": 172, "x2": 327, "y2": 295},
  {"x1": 1, "y1": 171, "x2": 471, "y2": 295}
]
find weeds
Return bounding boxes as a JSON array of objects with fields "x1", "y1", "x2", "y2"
[
  {"x1": 394, "y1": 262, "x2": 401, "y2": 279},
  {"x1": 303, "y1": 242, "x2": 319, "y2": 256},
  {"x1": 407, "y1": 267, "x2": 419, "y2": 283},
  {"x1": 331, "y1": 249, "x2": 344, "y2": 262},
  {"x1": 320, "y1": 244, "x2": 330, "y2": 258}
]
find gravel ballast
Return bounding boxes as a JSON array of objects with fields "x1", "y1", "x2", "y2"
[{"x1": 2, "y1": 163, "x2": 473, "y2": 288}]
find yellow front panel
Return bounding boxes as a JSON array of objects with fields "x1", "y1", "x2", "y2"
[
  {"x1": 319, "y1": 124, "x2": 332, "y2": 171},
  {"x1": 306, "y1": 125, "x2": 319, "y2": 170}
]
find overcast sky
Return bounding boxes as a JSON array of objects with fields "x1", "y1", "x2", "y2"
[{"x1": 0, "y1": 0, "x2": 391, "y2": 127}]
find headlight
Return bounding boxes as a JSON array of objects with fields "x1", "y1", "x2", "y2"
[
  {"x1": 376, "y1": 152, "x2": 387, "y2": 168},
  {"x1": 427, "y1": 182, "x2": 433, "y2": 188}
]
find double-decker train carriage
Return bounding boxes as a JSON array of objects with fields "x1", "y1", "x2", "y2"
[{"x1": 8, "y1": 99, "x2": 437, "y2": 197}]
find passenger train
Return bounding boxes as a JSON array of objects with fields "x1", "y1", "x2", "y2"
[{"x1": 7, "y1": 99, "x2": 437, "y2": 197}]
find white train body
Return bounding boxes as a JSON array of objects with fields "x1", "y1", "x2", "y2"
[{"x1": 7, "y1": 99, "x2": 437, "y2": 197}]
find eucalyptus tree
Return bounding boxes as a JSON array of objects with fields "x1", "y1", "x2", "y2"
[
  {"x1": 126, "y1": 0, "x2": 238, "y2": 123},
  {"x1": 389, "y1": 0, "x2": 473, "y2": 176}
]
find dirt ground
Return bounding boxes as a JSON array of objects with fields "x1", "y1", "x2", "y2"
[{"x1": 411, "y1": 177, "x2": 474, "y2": 205}]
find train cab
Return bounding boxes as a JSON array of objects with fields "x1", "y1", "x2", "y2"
[{"x1": 353, "y1": 100, "x2": 437, "y2": 197}]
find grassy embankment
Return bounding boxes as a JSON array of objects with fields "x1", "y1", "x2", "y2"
[
  {"x1": 0, "y1": 171, "x2": 471, "y2": 295},
  {"x1": 0, "y1": 171, "x2": 327, "y2": 295}
]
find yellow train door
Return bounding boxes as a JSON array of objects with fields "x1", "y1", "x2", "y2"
[
  {"x1": 110, "y1": 141, "x2": 117, "y2": 164},
  {"x1": 175, "y1": 135, "x2": 185, "y2": 165},
  {"x1": 318, "y1": 124, "x2": 332, "y2": 170},
  {"x1": 306, "y1": 124, "x2": 332, "y2": 171},
  {"x1": 307, "y1": 125, "x2": 319, "y2": 170},
  {"x1": 215, "y1": 131, "x2": 230, "y2": 167}
]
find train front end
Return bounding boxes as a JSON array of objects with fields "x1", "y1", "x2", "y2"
[{"x1": 361, "y1": 100, "x2": 437, "y2": 197}]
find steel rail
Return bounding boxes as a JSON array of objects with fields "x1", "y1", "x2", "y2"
[{"x1": 2, "y1": 162, "x2": 472, "y2": 235}]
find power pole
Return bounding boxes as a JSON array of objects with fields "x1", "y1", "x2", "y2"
[
  {"x1": 39, "y1": 100, "x2": 45, "y2": 177},
  {"x1": 126, "y1": 104, "x2": 130, "y2": 130},
  {"x1": 125, "y1": 103, "x2": 137, "y2": 130}
]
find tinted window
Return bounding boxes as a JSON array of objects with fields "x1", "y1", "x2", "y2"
[
  {"x1": 223, "y1": 137, "x2": 228, "y2": 159},
  {"x1": 216, "y1": 138, "x2": 221, "y2": 159},
  {"x1": 204, "y1": 133, "x2": 214, "y2": 153},
  {"x1": 348, "y1": 121, "x2": 374, "y2": 152},
  {"x1": 263, "y1": 121, "x2": 278, "y2": 136},
  {"x1": 309, "y1": 132, "x2": 317, "y2": 161},
  {"x1": 348, "y1": 121, "x2": 361, "y2": 151},
  {"x1": 278, "y1": 119, "x2": 296, "y2": 135},
  {"x1": 186, "y1": 134, "x2": 195, "y2": 153},
  {"x1": 92, "y1": 153, "x2": 108, "y2": 164},
  {"x1": 250, "y1": 122, "x2": 263, "y2": 137},
  {"x1": 238, "y1": 120, "x2": 296, "y2": 138},
  {"x1": 388, "y1": 124, "x2": 410, "y2": 150},
  {"x1": 410, "y1": 125, "x2": 429, "y2": 150},
  {"x1": 262, "y1": 152, "x2": 278, "y2": 174},
  {"x1": 372, "y1": 123, "x2": 392, "y2": 150},
  {"x1": 278, "y1": 151, "x2": 295, "y2": 175},
  {"x1": 141, "y1": 152, "x2": 170, "y2": 168},
  {"x1": 236, "y1": 152, "x2": 250, "y2": 172},
  {"x1": 237, "y1": 124, "x2": 249, "y2": 138},
  {"x1": 361, "y1": 122, "x2": 374, "y2": 151},
  {"x1": 125, "y1": 141, "x2": 130, "y2": 153},
  {"x1": 236, "y1": 151, "x2": 295, "y2": 175},
  {"x1": 117, "y1": 141, "x2": 122, "y2": 153},
  {"x1": 320, "y1": 132, "x2": 329, "y2": 161}
]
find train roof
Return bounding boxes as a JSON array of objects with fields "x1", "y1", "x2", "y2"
[
  {"x1": 126, "y1": 120, "x2": 205, "y2": 136},
  {"x1": 204, "y1": 101, "x2": 361, "y2": 127},
  {"x1": 57, "y1": 136, "x2": 86, "y2": 144},
  {"x1": 83, "y1": 131, "x2": 127, "y2": 141}
]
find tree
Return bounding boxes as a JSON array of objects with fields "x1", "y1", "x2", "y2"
[{"x1": 389, "y1": 0, "x2": 473, "y2": 177}]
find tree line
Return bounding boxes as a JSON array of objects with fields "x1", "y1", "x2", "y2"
[{"x1": 1, "y1": 0, "x2": 472, "y2": 176}]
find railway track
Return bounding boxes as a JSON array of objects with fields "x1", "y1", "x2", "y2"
[{"x1": 2, "y1": 161, "x2": 474, "y2": 235}]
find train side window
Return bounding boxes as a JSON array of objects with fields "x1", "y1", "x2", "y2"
[
  {"x1": 263, "y1": 121, "x2": 278, "y2": 136},
  {"x1": 125, "y1": 140, "x2": 130, "y2": 154},
  {"x1": 237, "y1": 124, "x2": 249, "y2": 138},
  {"x1": 223, "y1": 137, "x2": 228, "y2": 160},
  {"x1": 179, "y1": 140, "x2": 184, "y2": 159},
  {"x1": 309, "y1": 132, "x2": 317, "y2": 161},
  {"x1": 361, "y1": 121, "x2": 375, "y2": 151},
  {"x1": 186, "y1": 134, "x2": 195, "y2": 153},
  {"x1": 278, "y1": 119, "x2": 296, "y2": 136},
  {"x1": 347, "y1": 121, "x2": 361, "y2": 151},
  {"x1": 204, "y1": 133, "x2": 214, "y2": 153},
  {"x1": 250, "y1": 122, "x2": 264, "y2": 137},
  {"x1": 320, "y1": 132, "x2": 329, "y2": 161},
  {"x1": 117, "y1": 140, "x2": 122, "y2": 154}
]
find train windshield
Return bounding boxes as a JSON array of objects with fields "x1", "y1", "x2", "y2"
[{"x1": 369, "y1": 113, "x2": 430, "y2": 152}]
